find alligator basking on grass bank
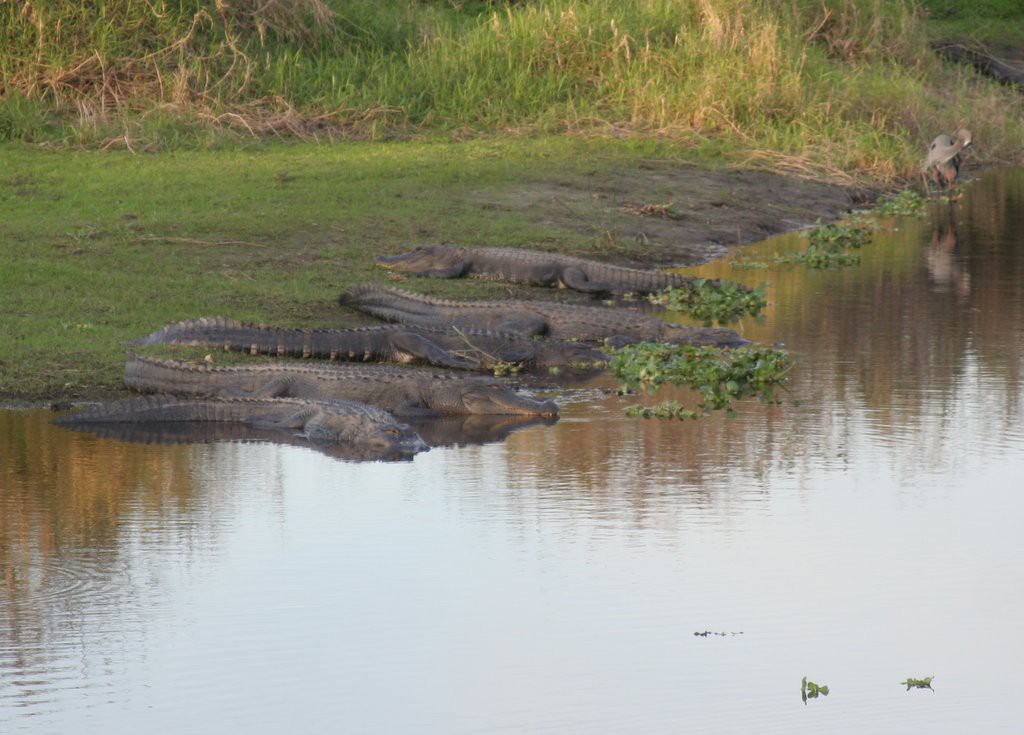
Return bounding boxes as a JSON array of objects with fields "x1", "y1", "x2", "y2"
[
  {"x1": 377, "y1": 244, "x2": 741, "y2": 296},
  {"x1": 52, "y1": 395, "x2": 428, "y2": 461},
  {"x1": 129, "y1": 317, "x2": 607, "y2": 372},
  {"x1": 339, "y1": 285, "x2": 747, "y2": 347},
  {"x1": 125, "y1": 354, "x2": 559, "y2": 417}
]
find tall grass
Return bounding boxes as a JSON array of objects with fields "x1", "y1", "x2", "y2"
[{"x1": 2, "y1": 0, "x2": 1022, "y2": 179}]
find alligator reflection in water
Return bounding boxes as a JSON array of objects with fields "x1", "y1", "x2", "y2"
[
  {"x1": 52, "y1": 396, "x2": 430, "y2": 462},
  {"x1": 409, "y1": 413, "x2": 558, "y2": 448},
  {"x1": 50, "y1": 410, "x2": 557, "y2": 458},
  {"x1": 50, "y1": 417, "x2": 420, "y2": 462}
]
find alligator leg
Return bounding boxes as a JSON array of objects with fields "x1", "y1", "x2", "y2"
[
  {"x1": 558, "y1": 266, "x2": 613, "y2": 295},
  {"x1": 441, "y1": 328, "x2": 535, "y2": 367},
  {"x1": 252, "y1": 376, "x2": 296, "y2": 398},
  {"x1": 388, "y1": 331, "x2": 481, "y2": 369},
  {"x1": 247, "y1": 405, "x2": 326, "y2": 433}
]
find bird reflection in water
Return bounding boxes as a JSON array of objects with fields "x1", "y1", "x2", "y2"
[{"x1": 926, "y1": 219, "x2": 971, "y2": 301}]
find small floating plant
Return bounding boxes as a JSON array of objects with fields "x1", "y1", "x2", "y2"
[
  {"x1": 773, "y1": 222, "x2": 872, "y2": 269},
  {"x1": 648, "y1": 279, "x2": 768, "y2": 326},
  {"x1": 901, "y1": 676, "x2": 934, "y2": 691},
  {"x1": 801, "y1": 677, "x2": 830, "y2": 704},
  {"x1": 874, "y1": 189, "x2": 928, "y2": 217},
  {"x1": 733, "y1": 220, "x2": 874, "y2": 270},
  {"x1": 610, "y1": 343, "x2": 793, "y2": 420}
]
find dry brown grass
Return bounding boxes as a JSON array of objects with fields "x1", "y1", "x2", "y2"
[{"x1": 5, "y1": 0, "x2": 337, "y2": 111}]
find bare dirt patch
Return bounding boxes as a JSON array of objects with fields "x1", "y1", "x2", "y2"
[{"x1": 471, "y1": 161, "x2": 870, "y2": 267}]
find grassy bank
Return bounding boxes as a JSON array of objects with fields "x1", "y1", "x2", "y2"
[
  {"x1": 3, "y1": 0, "x2": 1023, "y2": 179},
  {"x1": 3, "y1": 0, "x2": 1024, "y2": 402},
  {"x1": 921, "y1": 0, "x2": 1024, "y2": 47},
  {"x1": 1, "y1": 135, "x2": 736, "y2": 401}
]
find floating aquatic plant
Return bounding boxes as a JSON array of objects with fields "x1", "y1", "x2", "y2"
[
  {"x1": 773, "y1": 222, "x2": 872, "y2": 269},
  {"x1": 648, "y1": 280, "x2": 767, "y2": 326},
  {"x1": 901, "y1": 676, "x2": 934, "y2": 691},
  {"x1": 732, "y1": 221, "x2": 873, "y2": 271},
  {"x1": 801, "y1": 677, "x2": 830, "y2": 703},
  {"x1": 610, "y1": 343, "x2": 793, "y2": 419},
  {"x1": 875, "y1": 189, "x2": 928, "y2": 217}
]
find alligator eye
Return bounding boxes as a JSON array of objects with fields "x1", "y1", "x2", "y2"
[{"x1": 385, "y1": 427, "x2": 400, "y2": 436}]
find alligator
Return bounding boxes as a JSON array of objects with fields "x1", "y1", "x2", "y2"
[
  {"x1": 52, "y1": 395, "x2": 428, "y2": 461},
  {"x1": 129, "y1": 317, "x2": 608, "y2": 372},
  {"x1": 376, "y1": 244, "x2": 738, "y2": 296},
  {"x1": 124, "y1": 354, "x2": 559, "y2": 417},
  {"x1": 338, "y1": 284, "x2": 747, "y2": 347}
]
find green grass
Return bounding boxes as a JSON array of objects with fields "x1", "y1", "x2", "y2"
[
  {"x1": 0, "y1": 135, "x2": 708, "y2": 400},
  {"x1": 920, "y1": 0, "x2": 1024, "y2": 46},
  {"x1": 2, "y1": 0, "x2": 1023, "y2": 179}
]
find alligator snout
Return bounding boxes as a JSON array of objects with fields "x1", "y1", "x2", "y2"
[{"x1": 461, "y1": 386, "x2": 560, "y2": 417}]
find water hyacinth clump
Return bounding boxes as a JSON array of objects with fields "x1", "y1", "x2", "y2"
[
  {"x1": 774, "y1": 222, "x2": 872, "y2": 269},
  {"x1": 875, "y1": 189, "x2": 928, "y2": 217},
  {"x1": 610, "y1": 342, "x2": 793, "y2": 419},
  {"x1": 648, "y1": 280, "x2": 768, "y2": 326}
]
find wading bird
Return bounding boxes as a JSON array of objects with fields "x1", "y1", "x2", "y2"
[{"x1": 924, "y1": 128, "x2": 972, "y2": 190}]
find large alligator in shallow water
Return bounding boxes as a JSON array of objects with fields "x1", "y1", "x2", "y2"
[
  {"x1": 52, "y1": 395, "x2": 428, "y2": 460},
  {"x1": 377, "y1": 244, "x2": 736, "y2": 296},
  {"x1": 125, "y1": 354, "x2": 559, "y2": 417},
  {"x1": 338, "y1": 284, "x2": 747, "y2": 347},
  {"x1": 129, "y1": 317, "x2": 606, "y2": 372}
]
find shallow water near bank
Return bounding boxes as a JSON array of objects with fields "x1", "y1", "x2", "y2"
[{"x1": 3, "y1": 170, "x2": 1024, "y2": 734}]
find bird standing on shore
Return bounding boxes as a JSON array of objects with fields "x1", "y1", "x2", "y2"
[{"x1": 924, "y1": 128, "x2": 972, "y2": 190}]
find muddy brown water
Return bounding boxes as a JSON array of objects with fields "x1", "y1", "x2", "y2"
[{"x1": 2, "y1": 170, "x2": 1024, "y2": 733}]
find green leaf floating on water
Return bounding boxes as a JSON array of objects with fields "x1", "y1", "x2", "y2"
[
  {"x1": 901, "y1": 676, "x2": 934, "y2": 691},
  {"x1": 611, "y1": 343, "x2": 793, "y2": 420},
  {"x1": 801, "y1": 677, "x2": 830, "y2": 703},
  {"x1": 648, "y1": 279, "x2": 767, "y2": 326},
  {"x1": 875, "y1": 189, "x2": 928, "y2": 217}
]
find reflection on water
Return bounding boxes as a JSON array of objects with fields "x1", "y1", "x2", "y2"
[
  {"x1": 3, "y1": 170, "x2": 1024, "y2": 733},
  {"x1": 47, "y1": 410, "x2": 553, "y2": 462}
]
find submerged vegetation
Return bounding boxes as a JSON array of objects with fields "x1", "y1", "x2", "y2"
[
  {"x1": 2, "y1": 0, "x2": 1023, "y2": 179},
  {"x1": 610, "y1": 343, "x2": 793, "y2": 419}
]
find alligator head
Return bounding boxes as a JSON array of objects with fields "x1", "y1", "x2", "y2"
[
  {"x1": 302, "y1": 404, "x2": 428, "y2": 459},
  {"x1": 444, "y1": 378, "x2": 559, "y2": 417},
  {"x1": 376, "y1": 245, "x2": 465, "y2": 278}
]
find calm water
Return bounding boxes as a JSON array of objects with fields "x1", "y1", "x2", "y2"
[{"x1": 2, "y1": 171, "x2": 1024, "y2": 734}]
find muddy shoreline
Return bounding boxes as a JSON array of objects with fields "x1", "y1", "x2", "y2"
[{"x1": 474, "y1": 162, "x2": 871, "y2": 268}]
